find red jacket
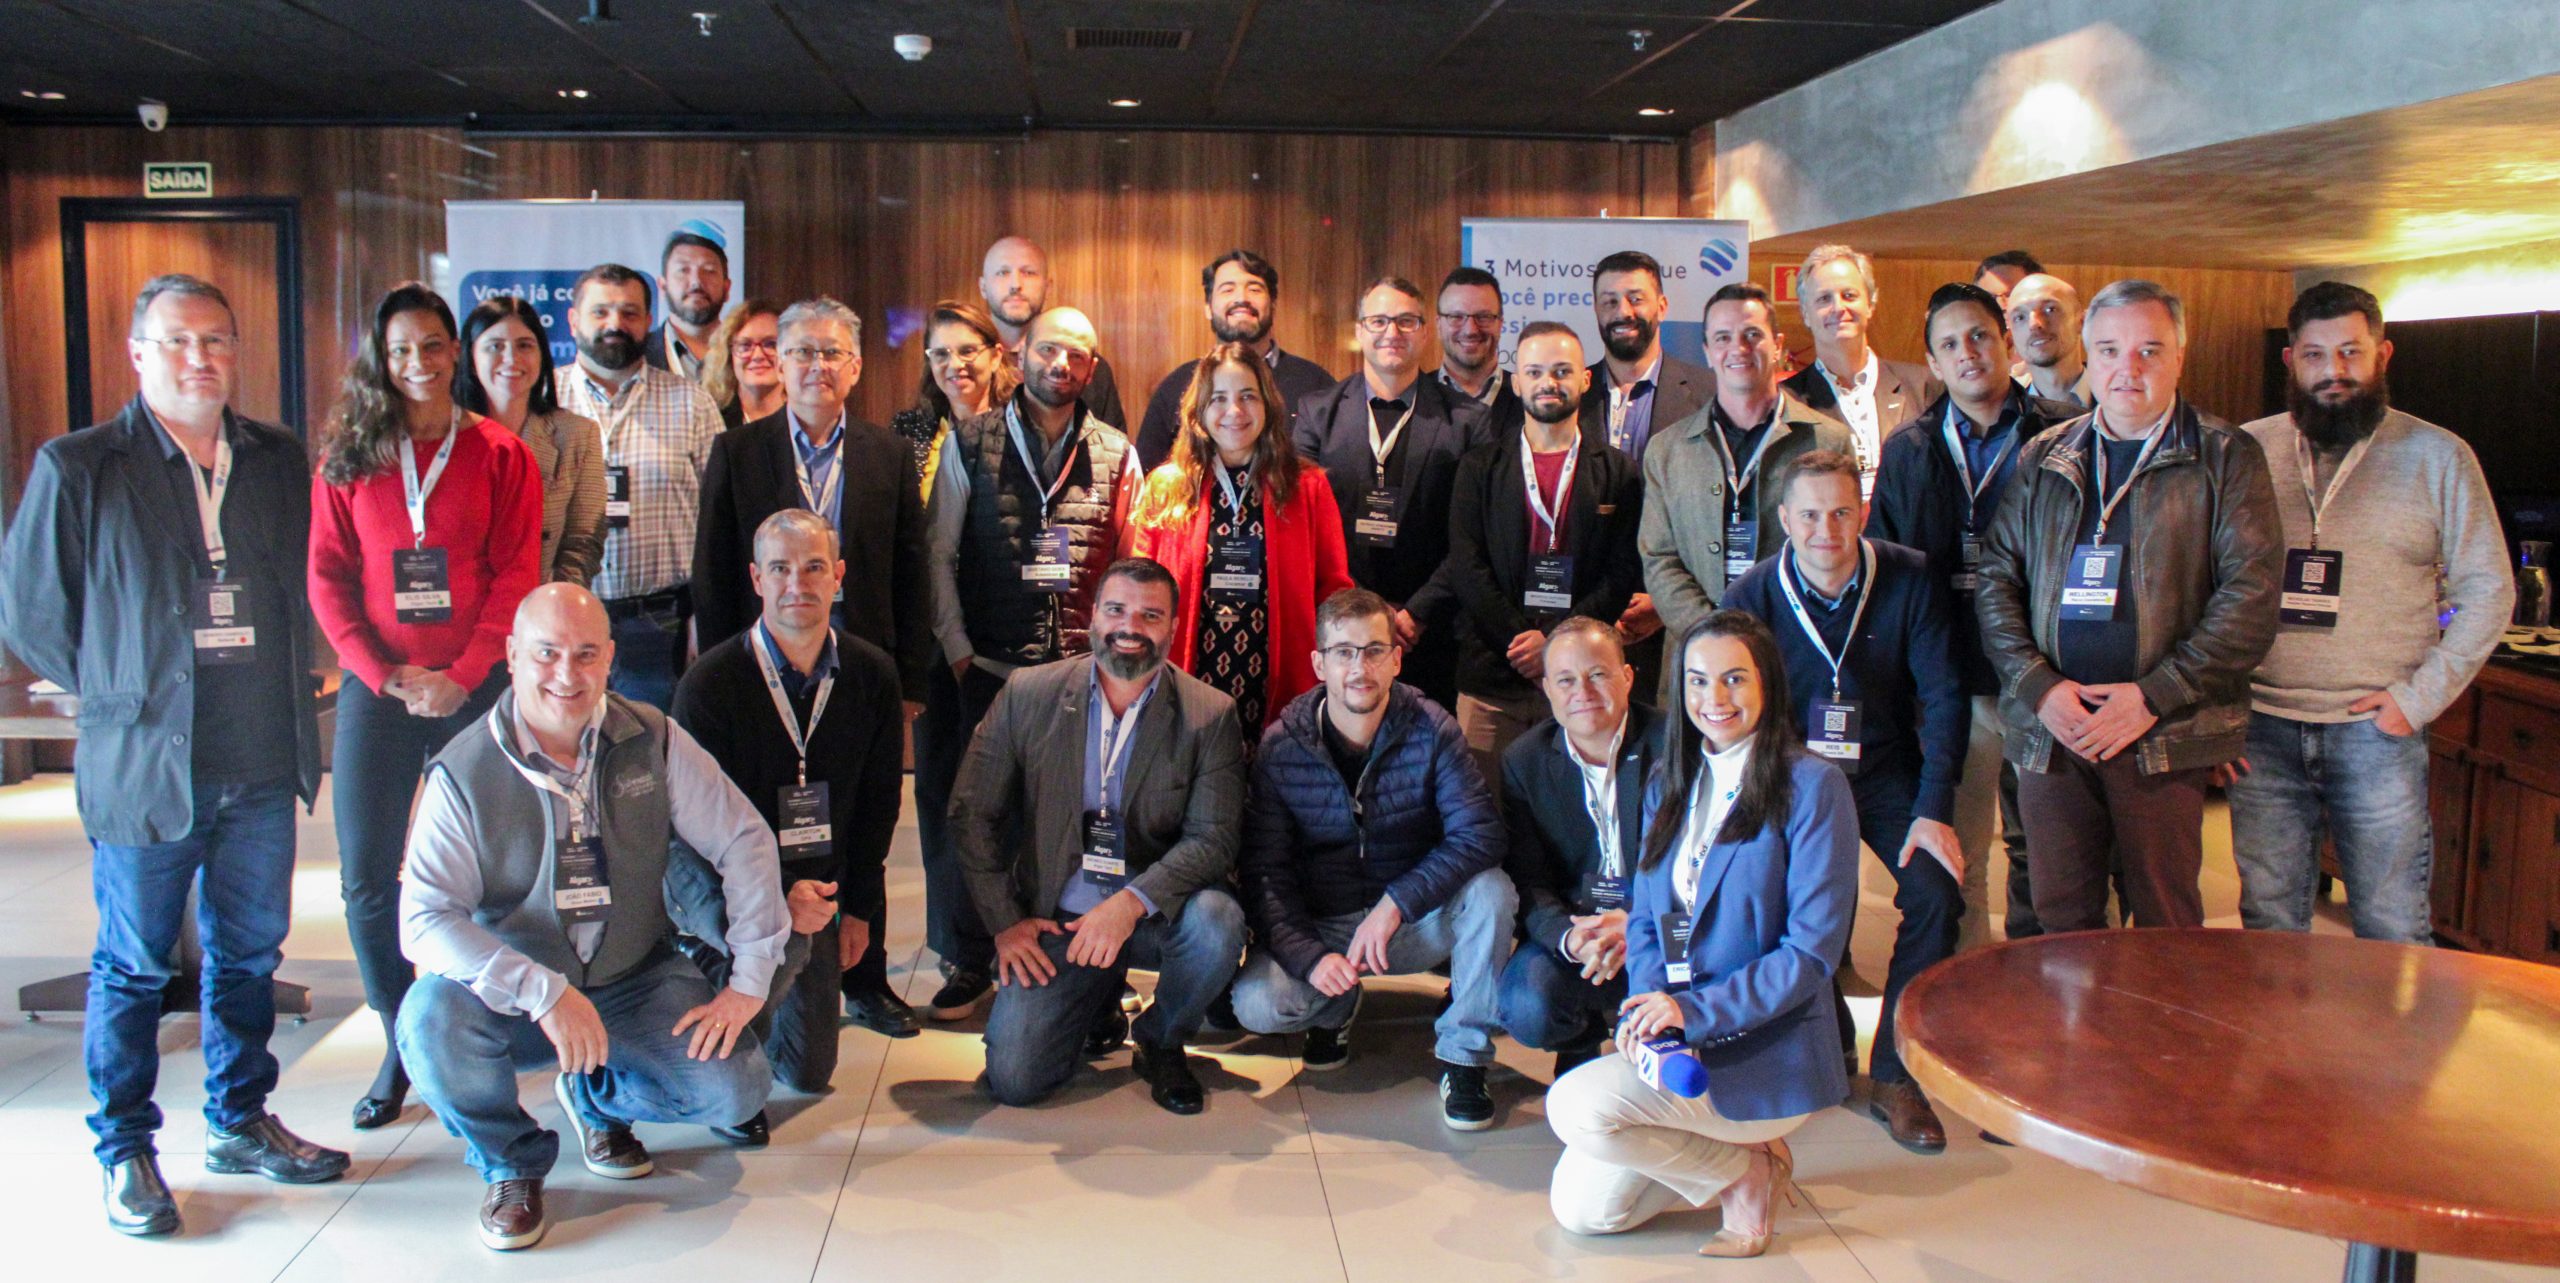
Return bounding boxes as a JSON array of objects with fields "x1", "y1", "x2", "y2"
[
  {"x1": 1129, "y1": 460, "x2": 1354, "y2": 731},
  {"x1": 309, "y1": 416, "x2": 543, "y2": 694}
]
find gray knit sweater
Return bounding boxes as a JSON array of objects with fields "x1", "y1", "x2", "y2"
[{"x1": 2240, "y1": 408, "x2": 2511, "y2": 725}]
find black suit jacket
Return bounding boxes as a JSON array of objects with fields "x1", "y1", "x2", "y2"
[
  {"x1": 1501, "y1": 702, "x2": 1666, "y2": 955},
  {"x1": 1291, "y1": 373, "x2": 1491, "y2": 627},
  {"x1": 691, "y1": 409, "x2": 933, "y2": 699},
  {"x1": 1445, "y1": 429, "x2": 1645, "y2": 701},
  {"x1": 1578, "y1": 354, "x2": 1712, "y2": 459}
]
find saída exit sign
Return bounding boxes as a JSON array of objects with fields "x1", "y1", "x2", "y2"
[{"x1": 143, "y1": 162, "x2": 213, "y2": 199}]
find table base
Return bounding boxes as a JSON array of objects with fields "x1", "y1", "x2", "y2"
[{"x1": 2345, "y1": 1243, "x2": 2417, "y2": 1283}]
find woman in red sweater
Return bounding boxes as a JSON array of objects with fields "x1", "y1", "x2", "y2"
[
  {"x1": 1128, "y1": 343, "x2": 1353, "y2": 736},
  {"x1": 308, "y1": 282, "x2": 541, "y2": 1130}
]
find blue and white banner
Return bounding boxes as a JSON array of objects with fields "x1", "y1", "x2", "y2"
[
  {"x1": 1457, "y1": 217, "x2": 1749, "y2": 372},
  {"x1": 442, "y1": 200, "x2": 747, "y2": 365}
]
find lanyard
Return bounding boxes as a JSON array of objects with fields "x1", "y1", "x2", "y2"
[
  {"x1": 1095, "y1": 681, "x2": 1150, "y2": 819},
  {"x1": 1676, "y1": 754, "x2": 1743, "y2": 908},
  {"x1": 2087, "y1": 410, "x2": 2170, "y2": 545},
  {"x1": 1941, "y1": 400, "x2": 2016, "y2": 524},
  {"x1": 1566, "y1": 724, "x2": 1626, "y2": 877},
  {"x1": 1519, "y1": 436, "x2": 1581, "y2": 556},
  {"x1": 490, "y1": 701, "x2": 605, "y2": 842},
  {"x1": 1708, "y1": 407, "x2": 1785, "y2": 515},
  {"x1": 1005, "y1": 401, "x2": 1083, "y2": 524},
  {"x1": 1777, "y1": 540, "x2": 1877, "y2": 701},
  {"x1": 751, "y1": 621, "x2": 836, "y2": 787},
  {"x1": 2294, "y1": 431, "x2": 2371, "y2": 551},
  {"x1": 398, "y1": 414, "x2": 461, "y2": 549},
  {"x1": 793, "y1": 417, "x2": 845, "y2": 518},
  {"x1": 1367, "y1": 396, "x2": 1416, "y2": 487},
  {"x1": 1212, "y1": 458, "x2": 1251, "y2": 514},
  {"x1": 186, "y1": 430, "x2": 235, "y2": 575}
]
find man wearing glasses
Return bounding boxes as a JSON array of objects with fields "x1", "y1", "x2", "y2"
[
  {"x1": 1434, "y1": 267, "x2": 1522, "y2": 430},
  {"x1": 687, "y1": 296, "x2": 932, "y2": 1037},
  {"x1": 1231, "y1": 588, "x2": 1514, "y2": 1132},
  {"x1": 1293, "y1": 276, "x2": 1492, "y2": 712}
]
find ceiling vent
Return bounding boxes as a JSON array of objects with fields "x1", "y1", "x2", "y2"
[{"x1": 1064, "y1": 27, "x2": 1192, "y2": 51}]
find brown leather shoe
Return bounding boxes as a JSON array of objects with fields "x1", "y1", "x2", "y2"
[
  {"x1": 555, "y1": 1073, "x2": 653, "y2": 1179},
  {"x1": 478, "y1": 1177, "x2": 547, "y2": 1251},
  {"x1": 1868, "y1": 1079, "x2": 1948, "y2": 1154}
]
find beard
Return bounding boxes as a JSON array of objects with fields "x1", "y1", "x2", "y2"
[
  {"x1": 1526, "y1": 391, "x2": 1578, "y2": 425},
  {"x1": 1211, "y1": 304, "x2": 1271, "y2": 345},
  {"x1": 671, "y1": 293, "x2": 722, "y2": 327},
  {"x1": 1602, "y1": 315, "x2": 1656, "y2": 362},
  {"x1": 2288, "y1": 372, "x2": 2389, "y2": 448},
  {"x1": 1098, "y1": 630, "x2": 1162, "y2": 681},
  {"x1": 578, "y1": 330, "x2": 641, "y2": 372},
  {"x1": 1024, "y1": 373, "x2": 1083, "y2": 410}
]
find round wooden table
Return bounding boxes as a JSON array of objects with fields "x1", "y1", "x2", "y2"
[{"x1": 1896, "y1": 929, "x2": 2560, "y2": 1283}]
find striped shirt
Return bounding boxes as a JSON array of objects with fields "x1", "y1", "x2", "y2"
[{"x1": 561, "y1": 363, "x2": 724, "y2": 600}]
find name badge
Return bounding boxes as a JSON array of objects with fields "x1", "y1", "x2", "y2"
[
  {"x1": 1586, "y1": 874, "x2": 1629, "y2": 912},
  {"x1": 1081, "y1": 810, "x2": 1128, "y2": 891},
  {"x1": 1355, "y1": 488, "x2": 1399, "y2": 546},
  {"x1": 2281, "y1": 548, "x2": 2344, "y2": 628},
  {"x1": 392, "y1": 547, "x2": 454, "y2": 623},
  {"x1": 1722, "y1": 517, "x2": 1757, "y2": 580},
  {"x1": 192, "y1": 580, "x2": 256, "y2": 666},
  {"x1": 1953, "y1": 533, "x2": 1983, "y2": 594},
  {"x1": 1807, "y1": 699, "x2": 1863, "y2": 772},
  {"x1": 2059, "y1": 544, "x2": 2122, "y2": 621},
  {"x1": 1208, "y1": 533, "x2": 1265, "y2": 601},
  {"x1": 1660, "y1": 910, "x2": 1695, "y2": 986},
  {"x1": 1525, "y1": 553, "x2": 1575, "y2": 613},
  {"x1": 554, "y1": 835, "x2": 613, "y2": 923},
  {"x1": 1021, "y1": 528, "x2": 1074, "y2": 592},
  {"x1": 604, "y1": 465, "x2": 632, "y2": 528},
  {"x1": 777, "y1": 781, "x2": 833, "y2": 855}
]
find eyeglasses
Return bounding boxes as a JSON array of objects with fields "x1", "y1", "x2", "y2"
[
  {"x1": 926, "y1": 343, "x2": 990, "y2": 365},
  {"x1": 731, "y1": 338, "x2": 778, "y2": 356},
  {"x1": 781, "y1": 346, "x2": 856, "y2": 365},
  {"x1": 135, "y1": 333, "x2": 239, "y2": 357},
  {"x1": 1356, "y1": 313, "x2": 1426, "y2": 336},
  {"x1": 1438, "y1": 311, "x2": 1501, "y2": 330},
  {"x1": 1320, "y1": 642, "x2": 1398, "y2": 667}
]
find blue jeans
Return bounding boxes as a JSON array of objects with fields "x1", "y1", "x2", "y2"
[
  {"x1": 1230, "y1": 867, "x2": 1517, "y2": 1067},
  {"x1": 85, "y1": 777, "x2": 297, "y2": 1166},
  {"x1": 332, "y1": 668, "x2": 506, "y2": 1018},
  {"x1": 1496, "y1": 944, "x2": 1624, "y2": 1052},
  {"x1": 982, "y1": 888, "x2": 1247, "y2": 1107},
  {"x1": 606, "y1": 603, "x2": 687, "y2": 711},
  {"x1": 397, "y1": 947, "x2": 771, "y2": 1182},
  {"x1": 2228, "y1": 711, "x2": 2434, "y2": 943}
]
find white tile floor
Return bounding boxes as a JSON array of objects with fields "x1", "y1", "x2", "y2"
[{"x1": 0, "y1": 772, "x2": 2552, "y2": 1282}]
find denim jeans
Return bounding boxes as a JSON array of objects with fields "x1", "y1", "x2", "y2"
[
  {"x1": 606, "y1": 603, "x2": 688, "y2": 711},
  {"x1": 85, "y1": 777, "x2": 297, "y2": 1166},
  {"x1": 1230, "y1": 867, "x2": 1518, "y2": 1067},
  {"x1": 398, "y1": 947, "x2": 771, "y2": 1182},
  {"x1": 676, "y1": 922, "x2": 841, "y2": 1095},
  {"x1": 982, "y1": 888, "x2": 1248, "y2": 1106},
  {"x1": 2228, "y1": 711, "x2": 2434, "y2": 944},
  {"x1": 332, "y1": 668, "x2": 506, "y2": 1020},
  {"x1": 1496, "y1": 944, "x2": 1625, "y2": 1052}
]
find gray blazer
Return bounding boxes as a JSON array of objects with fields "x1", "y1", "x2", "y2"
[
  {"x1": 1782, "y1": 355, "x2": 1940, "y2": 444},
  {"x1": 951, "y1": 655, "x2": 1245, "y2": 933},
  {"x1": 1639, "y1": 390, "x2": 1853, "y2": 642},
  {"x1": 510, "y1": 409, "x2": 608, "y2": 586}
]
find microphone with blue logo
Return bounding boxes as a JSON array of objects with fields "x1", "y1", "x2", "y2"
[{"x1": 1622, "y1": 1025, "x2": 1708, "y2": 1098}]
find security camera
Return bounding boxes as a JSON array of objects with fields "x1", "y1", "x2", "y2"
[
  {"x1": 893, "y1": 33, "x2": 931, "y2": 61},
  {"x1": 138, "y1": 99, "x2": 168, "y2": 132}
]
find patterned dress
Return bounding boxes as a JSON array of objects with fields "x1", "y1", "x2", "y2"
[{"x1": 1194, "y1": 473, "x2": 1270, "y2": 731}]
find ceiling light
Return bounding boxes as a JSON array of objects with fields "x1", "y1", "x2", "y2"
[
  {"x1": 1638, "y1": 107, "x2": 1673, "y2": 117},
  {"x1": 1108, "y1": 98, "x2": 1141, "y2": 108},
  {"x1": 20, "y1": 89, "x2": 65, "y2": 100},
  {"x1": 557, "y1": 88, "x2": 591, "y2": 99}
]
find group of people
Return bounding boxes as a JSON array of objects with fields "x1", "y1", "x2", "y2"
[{"x1": 0, "y1": 228, "x2": 2508, "y2": 1259}]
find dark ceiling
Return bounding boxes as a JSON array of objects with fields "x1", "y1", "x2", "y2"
[{"x1": 0, "y1": 0, "x2": 1997, "y2": 139}]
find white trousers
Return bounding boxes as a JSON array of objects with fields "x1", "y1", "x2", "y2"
[{"x1": 1545, "y1": 1053, "x2": 1808, "y2": 1236}]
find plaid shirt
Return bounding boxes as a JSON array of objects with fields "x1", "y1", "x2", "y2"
[{"x1": 561, "y1": 363, "x2": 724, "y2": 599}]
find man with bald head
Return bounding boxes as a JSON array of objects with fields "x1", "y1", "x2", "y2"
[
  {"x1": 925, "y1": 304, "x2": 1142, "y2": 1019},
  {"x1": 2006, "y1": 274, "x2": 2092, "y2": 409},
  {"x1": 398, "y1": 582, "x2": 790, "y2": 1251},
  {"x1": 980, "y1": 235, "x2": 1126, "y2": 429}
]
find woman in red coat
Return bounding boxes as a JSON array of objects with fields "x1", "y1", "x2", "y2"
[{"x1": 1128, "y1": 342, "x2": 1353, "y2": 734}]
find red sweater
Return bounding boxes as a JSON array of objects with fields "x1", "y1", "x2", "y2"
[
  {"x1": 1129, "y1": 461, "x2": 1355, "y2": 731},
  {"x1": 309, "y1": 416, "x2": 543, "y2": 694}
]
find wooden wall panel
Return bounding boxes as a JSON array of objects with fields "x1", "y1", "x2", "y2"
[{"x1": 79, "y1": 219, "x2": 284, "y2": 424}]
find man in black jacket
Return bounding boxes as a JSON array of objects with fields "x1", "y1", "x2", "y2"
[
  {"x1": 980, "y1": 235, "x2": 1127, "y2": 430},
  {"x1": 1582, "y1": 250, "x2": 1712, "y2": 462},
  {"x1": 691, "y1": 296, "x2": 932, "y2": 707},
  {"x1": 1495, "y1": 617, "x2": 1662, "y2": 1076},
  {"x1": 1294, "y1": 276, "x2": 1492, "y2": 712},
  {"x1": 643, "y1": 228, "x2": 730, "y2": 382},
  {"x1": 1135, "y1": 248, "x2": 1336, "y2": 469},
  {"x1": 674, "y1": 511, "x2": 916, "y2": 1109},
  {"x1": 0, "y1": 274, "x2": 347, "y2": 1235},
  {"x1": 1434, "y1": 266, "x2": 1522, "y2": 428}
]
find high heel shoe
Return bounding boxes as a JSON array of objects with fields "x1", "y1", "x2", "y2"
[{"x1": 1698, "y1": 1141, "x2": 1801, "y2": 1259}]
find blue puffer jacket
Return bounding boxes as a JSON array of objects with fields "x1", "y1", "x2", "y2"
[{"x1": 1244, "y1": 683, "x2": 1504, "y2": 979}]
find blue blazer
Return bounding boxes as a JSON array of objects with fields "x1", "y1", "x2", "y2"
[{"x1": 1625, "y1": 751, "x2": 1860, "y2": 1121}]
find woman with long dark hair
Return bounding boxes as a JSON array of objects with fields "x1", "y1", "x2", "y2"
[
  {"x1": 456, "y1": 295, "x2": 606, "y2": 584},
  {"x1": 1544, "y1": 610, "x2": 1859, "y2": 1258},
  {"x1": 701, "y1": 298, "x2": 783, "y2": 429},
  {"x1": 308, "y1": 282, "x2": 543, "y2": 1129},
  {"x1": 1126, "y1": 342, "x2": 1354, "y2": 732}
]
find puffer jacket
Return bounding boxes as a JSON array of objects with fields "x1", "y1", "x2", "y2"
[
  {"x1": 1243, "y1": 682, "x2": 1503, "y2": 979},
  {"x1": 1973, "y1": 399, "x2": 2283, "y2": 775}
]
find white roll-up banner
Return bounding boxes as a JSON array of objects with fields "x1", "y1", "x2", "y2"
[
  {"x1": 443, "y1": 200, "x2": 747, "y2": 365},
  {"x1": 1457, "y1": 217, "x2": 1749, "y2": 373}
]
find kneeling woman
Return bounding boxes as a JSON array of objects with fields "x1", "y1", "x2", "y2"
[{"x1": 1545, "y1": 609, "x2": 1859, "y2": 1258}]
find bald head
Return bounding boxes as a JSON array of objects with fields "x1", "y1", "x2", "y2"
[
  {"x1": 2005, "y1": 273, "x2": 2084, "y2": 374},
  {"x1": 516, "y1": 582, "x2": 609, "y2": 641},
  {"x1": 980, "y1": 236, "x2": 1052, "y2": 331},
  {"x1": 509, "y1": 583, "x2": 614, "y2": 738},
  {"x1": 1021, "y1": 306, "x2": 1099, "y2": 411}
]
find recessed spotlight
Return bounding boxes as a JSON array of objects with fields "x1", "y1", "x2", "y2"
[
  {"x1": 20, "y1": 89, "x2": 66, "y2": 100},
  {"x1": 1638, "y1": 106, "x2": 1673, "y2": 117},
  {"x1": 1108, "y1": 98, "x2": 1140, "y2": 108},
  {"x1": 557, "y1": 88, "x2": 591, "y2": 99}
]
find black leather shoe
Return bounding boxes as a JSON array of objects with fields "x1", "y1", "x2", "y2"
[
  {"x1": 845, "y1": 987, "x2": 922, "y2": 1039},
  {"x1": 350, "y1": 1089, "x2": 405, "y2": 1131},
  {"x1": 206, "y1": 1114, "x2": 352, "y2": 1184},
  {"x1": 710, "y1": 1109, "x2": 771, "y2": 1148},
  {"x1": 103, "y1": 1155, "x2": 180, "y2": 1237},
  {"x1": 1083, "y1": 1007, "x2": 1129, "y2": 1059},
  {"x1": 1133, "y1": 1042, "x2": 1205, "y2": 1115}
]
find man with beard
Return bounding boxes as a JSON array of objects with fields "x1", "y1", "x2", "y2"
[
  {"x1": 1782, "y1": 244, "x2": 1938, "y2": 502},
  {"x1": 926, "y1": 306, "x2": 1142, "y2": 1021},
  {"x1": 2006, "y1": 274, "x2": 2094, "y2": 410},
  {"x1": 558, "y1": 263, "x2": 727, "y2": 709},
  {"x1": 1294, "y1": 275, "x2": 1492, "y2": 711},
  {"x1": 645, "y1": 229, "x2": 731, "y2": 382},
  {"x1": 1435, "y1": 266, "x2": 1521, "y2": 428},
  {"x1": 1582, "y1": 250, "x2": 1710, "y2": 463},
  {"x1": 2224, "y1": 283, "x2": 2509, "y2": 943},
  {"x1": 1443, "y1": 322, "x2": 1645, "y2": 775},
  {"x1": 978, "y1": 236, "x2": 1126, "y2": 430},
  {"x1": 1135, "y1": 248, "x2": 1337, "y2": 469},
  {"x1": 950, "y1": 558, "x2": 1248, "y2": 1115}
]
